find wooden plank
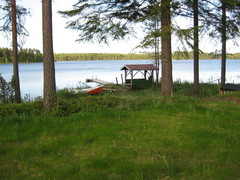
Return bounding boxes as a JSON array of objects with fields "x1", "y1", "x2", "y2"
[{"x1": 86, "y1": 78, "x2": 112, "y2": 85}]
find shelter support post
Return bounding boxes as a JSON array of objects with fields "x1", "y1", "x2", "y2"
[
  {"x1": 124, "y1": 69, "x2": 127, "y2": 85},
  {"x1": 144, "y1": 70, "x2": 147, "y2": 80},
  {"x1": 131, "y1": 70, "x2": 133, "y2": 87}
]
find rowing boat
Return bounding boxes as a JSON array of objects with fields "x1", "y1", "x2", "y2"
[{"x1": 77, "y1": 86, "x2": 103, "y2": 95}]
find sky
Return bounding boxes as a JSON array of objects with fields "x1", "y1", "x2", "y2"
[
  {"x1": 0, "y1": 0, "x2": 142, "y2": 54},
  {"x1": 0, "y1": 0, "x2": 239, "y2": 54}
]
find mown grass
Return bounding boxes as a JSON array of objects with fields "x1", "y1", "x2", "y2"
[{"x1": 0, "y1": 88, "x2": 240, "y2": 179}]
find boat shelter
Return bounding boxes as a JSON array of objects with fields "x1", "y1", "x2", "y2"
[{"x1": 121, "y1": 64, "x2": 158, "y2": 88}]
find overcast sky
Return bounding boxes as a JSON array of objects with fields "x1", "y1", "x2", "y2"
[{"x1": 0, "y1": 0, "x2": 239, "y2": 54}]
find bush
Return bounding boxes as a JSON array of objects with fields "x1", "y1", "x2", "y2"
[
  {"x1": 0, "y1": 100, "x2": 43, "y2": 118},
  {"x1": 0, "y1": 74, "x2": 15, "y2": 103},
  {"x1": 53, "y1": 89, "x2": 159, "y2": 117},
  {"x1": 172, "y1": 80, "x2": 219, "y2": 97},
  {"x1": 173, "y1": 80, "x2": 194, "y2": 96},
  {"x1": 54, "y1": 94, "x2": 122, "y2": 116}
]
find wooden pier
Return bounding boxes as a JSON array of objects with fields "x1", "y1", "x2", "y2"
[{"x1": 86, "y1": 78, "x2": 112, "y2": 85}]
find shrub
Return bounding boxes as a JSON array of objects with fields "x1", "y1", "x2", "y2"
[
  {"x1": 0, "y1": 74, "x2": 15, "y2": 103},
  {"x1": 0, "y1": 100, "x2": 43, "y2": 118}
]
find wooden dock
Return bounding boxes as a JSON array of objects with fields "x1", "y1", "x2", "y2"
[{"x1": 86, "y1": 78, "x2": 112, "y2": 85}]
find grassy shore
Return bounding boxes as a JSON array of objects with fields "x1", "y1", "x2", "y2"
[{"x1": 1, "y1": 87, "x2": 240, "y2": 179}]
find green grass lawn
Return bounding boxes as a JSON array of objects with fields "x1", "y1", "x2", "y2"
[{"x1": 1, "y1": 89, "x2": 240, "y2": 179}]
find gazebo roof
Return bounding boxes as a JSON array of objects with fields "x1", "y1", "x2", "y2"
[{"x1": 121, "y1": 64, "x2": 158, "y2": 71}]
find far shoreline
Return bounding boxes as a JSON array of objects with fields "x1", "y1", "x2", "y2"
[
  {"x1": 2, "y1": 58, "x2": 240, "y2": 65},
  {"x1": 0, "y1": 51, "x2": 240, "y2": 64}
]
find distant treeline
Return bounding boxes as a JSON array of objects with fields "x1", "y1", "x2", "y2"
[
  {"x1": 1, "y1": 48, "x2": 240, "y2": 64},
  {"x1": 172, "y1": 51, "x2": 240, "y2": 60},
  {"x1": 54, "y1": 52, "x2": 240, "y2": 61},
  {"x1": 54, "y1": 53, "x2": 151, "y2": 61},
  {"x1": 0, "y1": 48, "x2": 43, "y2": 63}
]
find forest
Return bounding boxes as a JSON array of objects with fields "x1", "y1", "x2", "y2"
[
  {"x1": 1, "y1": 47, "x2": 240, "y2": 63},
  {"x1": 55, "y1": 52, "x2": 240, "y2": 61},
  {"x1": 54, "y1": 52, "x2": 151, "y2": 61},
  {"x1": 0, "y1": 47, "x2": 43, "y2": 63}
]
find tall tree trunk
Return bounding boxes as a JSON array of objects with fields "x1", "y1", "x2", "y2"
[
  {"x1": 221, "y1": 0, "x2": 226, "y2": 87},
  {"x1": 161, "y1": 0, "x2": 173, "y2": 96},
  {"x1": 155, "y1": 36, "x2": 160, "y2": 86},
  {"x1": 11, "y1": 0, "x2": 21, "y2": 103},
  {"x1": 155, "y1": 19, "x2": 160, "y2": 86},
  {"x1": 193, "y1": 0, "x2": 199, "y2": 96},
  {"x1": 42, "y1": 0, "x2": 56, "y2": 109}
]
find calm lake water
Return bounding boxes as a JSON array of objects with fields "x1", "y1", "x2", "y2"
[{"x1": 1, "y1": 59, "x2": 240, "y2": 98}]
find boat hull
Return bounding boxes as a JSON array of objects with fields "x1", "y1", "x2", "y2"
[{"x1": 86, "y1": 86, "x2": 103, "y2": 95}]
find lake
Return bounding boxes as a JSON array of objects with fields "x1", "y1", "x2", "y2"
[{"x1": 1, "y1": 59, "x2": 240, "y2": 98}]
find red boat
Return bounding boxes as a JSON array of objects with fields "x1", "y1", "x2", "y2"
[{"x1": 82, "y1": 86, "x2": 104, "y2": 95}]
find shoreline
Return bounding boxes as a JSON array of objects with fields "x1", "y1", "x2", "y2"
[
  {"x1": 1, "y1": 58, "x2": 240, "y2": 65},
  {"x1": 1, "y1": 50, "x2": 240, "y2": 63},
  {"x1": 0, "y1": 59, "x2": 149, "y2": 65}
]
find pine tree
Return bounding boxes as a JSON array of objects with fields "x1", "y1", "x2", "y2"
[
  {"x1": 203, "y1": 0, "x2": 240, "y2": 86},
  {"x1": 0, "y1": 0, "x2": 30, "y2": 102},
  {"x1": 59, "y1": 0, "x2": 175, "y2": 95},
  {"x1": 161, "y1": 0, "x2": 173, "y2": 95},
  {"x1": 11, "y1": 0, "x2": 21, "y2": 103},
  {"x1": 42, "y1": 0, "x2": 56, "y2": 109},
  {"x1": 193, "y1": 0, "x2": 199, "y2": 96}
]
